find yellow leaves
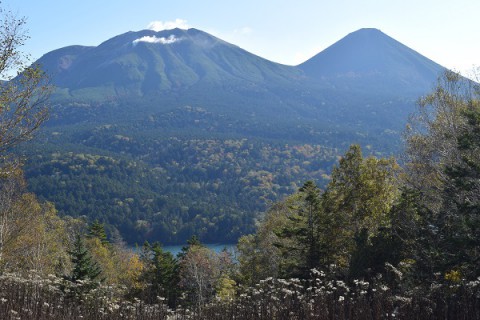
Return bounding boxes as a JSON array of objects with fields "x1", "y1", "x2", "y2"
[
  {"x1": 444, "y1": 270, "x2": 462, "y2": 283},
  {"x1": 327, "y1": 145, "x2": 400, "y2": 235},
  {"x1": 0, "y1": 175, "x2": 70, "y2": 275},
  {"x1": 84, "y1": 234, "x2": 146, "y2": 288},
  {"x1": 216, "y1": 276, "x2": 236, "y2": 301},
  {"x1": 121, "y1": 254, "x2": 145, "y2": 290}
]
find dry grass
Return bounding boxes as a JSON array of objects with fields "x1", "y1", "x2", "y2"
[{"x1": 0, "y1": 270, "x2": 478, "y2": 319}]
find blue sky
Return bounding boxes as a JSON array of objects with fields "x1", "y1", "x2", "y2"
[{"x1": 3, "y1": 0, "x2": 480, "y2": 76}]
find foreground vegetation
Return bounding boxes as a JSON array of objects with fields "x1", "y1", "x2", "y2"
[{"x1": 1, "y1": 268, "x2": 479, "y2": 319}]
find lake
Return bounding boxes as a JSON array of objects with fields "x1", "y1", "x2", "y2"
[
  {"x1": 131, "y1": 243, "x2": 236, "y2": 257},
  {"x1": 165, "y1": 243, "x2": 236, "y2": 256}
]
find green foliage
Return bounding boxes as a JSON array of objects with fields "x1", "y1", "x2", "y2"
[
  {"x1": 325, "y1": 145, "x2": 399, "y2": 234},
  {"x1": 348, "y1": 226, "x2": 402, "y2": 280},
  {"x1": 66, "y1": 234, "x2": 102, "y2": 284},
  {"x1": 24, "y1": 137, "x2": 339, "y2": 244},
  {"x1": 244, "y1": 144, "x2": 400, "y2": 279},
  {"x1": 275, "y1": 181, "x2": 323, "y2": 278},
  {"x1": 403, "y1": 70, "x2": 480, "y2": 282},
  {"x1": 139, "y1": 241, "x2": 179, "y2": 306},
  {"x1": 87, "y1": 220, "x2": 109, "y2": 245},
  {"x1": 236, "y1": 199, "x2": 294, "y2": 285},
  {"x1": 322, "y1": 145, "x2": 400, "y2": 270}
]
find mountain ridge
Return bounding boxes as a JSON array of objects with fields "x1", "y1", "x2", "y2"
[
  {"x1": 38, "y1": 28, "x2": 308, "y2": 98},
  {"x1": 36, "y1": 27, "x2": 445, "y2": 103}
]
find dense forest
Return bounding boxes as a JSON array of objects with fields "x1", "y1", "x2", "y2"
[
  {"x1": 24, "y1": 138, "x2": 338, "y2": 244},
  {"x1": 1, "y1": 9, "x2": 479, "y2": 319},
  {"x1": 21, "y1": 95, "x2": 405, "y2": 244}
]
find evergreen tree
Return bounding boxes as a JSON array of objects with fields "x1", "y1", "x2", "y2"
[
  {"x1": 87, "y1": 220, "x2": 109, "y2": 245},
  {"x1": 275, "y1": 181, "x2": 323, "y2": 278},
  {"x1": 139, "y1": 241, "x2": 179, "y2": 306},
  {"x1": 272, "y1": 146, "x2": 399, "y2": 278},
  {"x1": 66, "y1": 234, "x2": 102, "y2": 283},
  {"x1": 151, "y1": 242, "x2": 179, "y2": 306},
  {"x1": 404, "y1": 70, "x2": 480, "y2": 281},
  {"x1": 178, "y1": 235, "x2": 203, "y2": 260}
]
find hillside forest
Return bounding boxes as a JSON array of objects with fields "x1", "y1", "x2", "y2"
[
  {"x1": 19, "y1": 25, "x2": 435, "y2": 247},
  {"x1": 0, "y1": 10, "x2": 480, "y2": 320}
]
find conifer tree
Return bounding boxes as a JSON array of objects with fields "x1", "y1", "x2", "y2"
[
  {"x1": 139, "y1": 241, "x2": 179, "y2": 306},
  {"x1": 66, "y1": 234, "x2": 102, "y2": 283},
  {"x1": 87, "y1": 220, "x2": 109, "y2": 245},
  {"x1": 151, "y1": 242, "x2": 178, "y2": 303},
  {"x1": 404, "y1": 70, "x2": 480, "y2": 281},
  {"x1": 177, "y1": 235, "x2": 203, "y2": 260},
  {"x1": 275, "y1": 181, "x2": 323, "y2": 278}
]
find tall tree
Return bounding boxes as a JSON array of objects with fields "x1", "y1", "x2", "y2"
[
  {"x1": 0, "y1": 167, "x2": 70, "y2": 272},
  {"x1": 178, "y1": 242, "x2": 234, "y2": 307},
  {"x1": 442, "y1": 104, "x2": 480, "y2": 278},
  {"x1": 403, "y1": 70, "x2": 480, "y2": 281},
  {"x1": 0, "y1": 5, "x2": 49, "y2": 160},
  {"x1": 0, "y1": 3, "x2": 51, "y2": 270},
  {"x1": 237, "y1": 197, "x2": 295, "y2": 285},
  {"x1": 275, "y1": 181, "x2": 324, "y2": 278},
  {"x1": 245, "y1": 146, "x2": 399, "y2": 280},
  {"x1": 139, "y1": 241, "x2": 179, "y2": 306},
  {"x1": 66, "y1": 234, "x2": 102, "y2": 284},
  {"x1": 87, "y1": 220, "x2": 108, "y2": 245},
  {"x1": 0, "y1": 166, "x2": 28, "y2": 265},
  {"x1": 322, "y1": 145, "x2": 400, "y2": 270},
  {"x1": 404, "y1": 70, "x2": 474, "y2": 212}
]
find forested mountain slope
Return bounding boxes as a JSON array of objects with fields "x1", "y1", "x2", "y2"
[{"x1": 23, "y1": 27, "x2": 445, "y2": 244}]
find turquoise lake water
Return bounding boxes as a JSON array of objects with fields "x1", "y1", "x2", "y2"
[
  {"x1": 131, "y1": 243, "x2": 236, "y2": 257},
  {"x1": 165, "y1": 244, "x2": 236, "y2": 256}
]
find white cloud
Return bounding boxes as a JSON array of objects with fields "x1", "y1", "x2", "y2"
[
  {"x1": 132, "y1": 35, "x2": 182, "y2": 46},
  {"x1": 147, "y1": 19, "x2": 189, "y2": 32}
]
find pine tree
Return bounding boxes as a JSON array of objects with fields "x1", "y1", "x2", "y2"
[
  {"x1": 139, "y1": 241, "x2": 179, "y2": 306},
  {"x1": 275, "y1": 181, "x2": 323, "y2": 278},
  {"x1": 66, "y1": 234, "x2": 102, "y2": 283},
  {"x1": 87, "y1": 220, "x2": 109, "y2": 245},
  {"x1": 151, "y1": 242, "x2": 179, "y2": 306}
]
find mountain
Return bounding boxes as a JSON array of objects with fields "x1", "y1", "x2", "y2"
[
  {"x1": 39, "y1": 28, "x2": 306, "y2": 98},
  {"x1": 24, "y1": 28, "x2": 446, "y2": 244},
  {"x1": 38, "y1": 27, "x2": 445, "y2": 102},
  {"x1": 299, "y1": 28, "x2": 444, "y2": 96},
  {"x1": 36, "y1": 27, "x2": 445, "y2": 133}
]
